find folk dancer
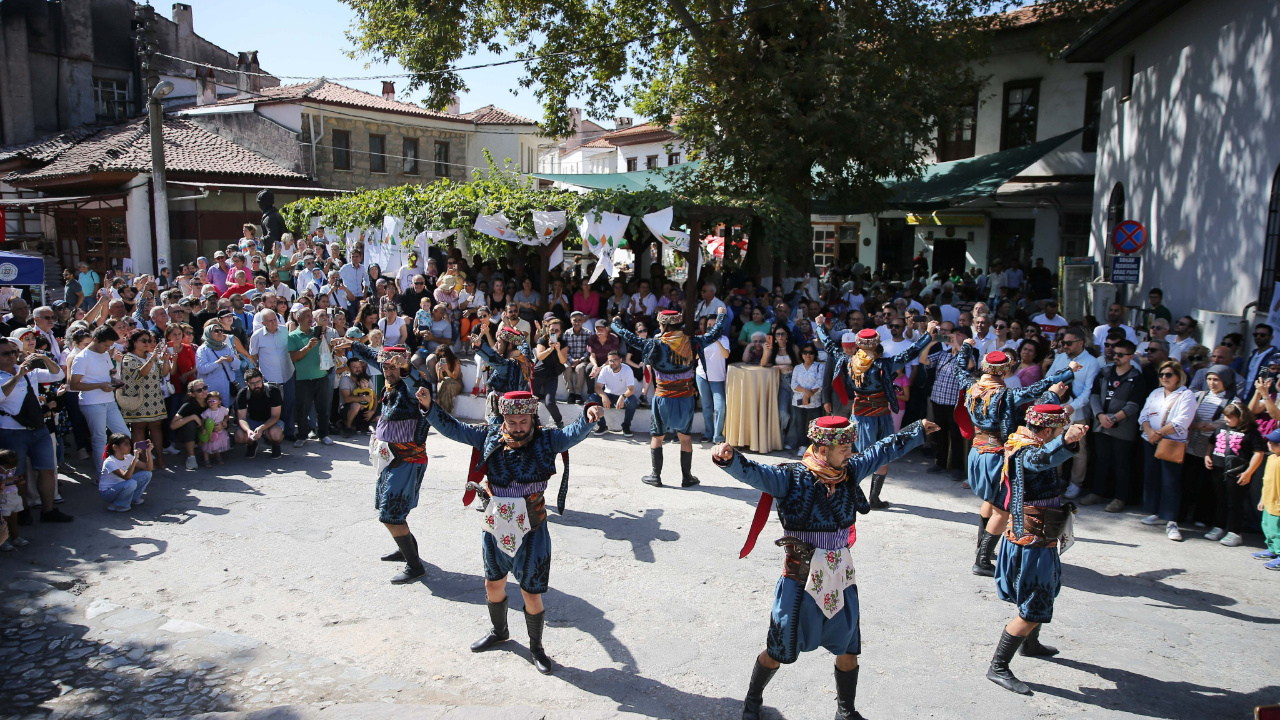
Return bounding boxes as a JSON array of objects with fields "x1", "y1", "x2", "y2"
[
  {"x1": 469, "y1": 323, "x2": 536, "y2": 510},
  {"x1": 417, "y1": 388, "x2": 604, "y2": 674},
  {"x1": 955, "y1": 340, "x2": 1079, "y2": 575},
  {"x1": 611, "y1": 307, "x2": 727, "y2": 487},
  {"x1": 713, "y1": 415, "x2": 938, "y2": 720},
  {"x1": 348, "y1": 344, "x2": 432, "y2": 585},
  {"x1": 986, "y1": 404, "x2": 1087, "y2": 695},
  {"x1": 816, "y1": 318, "x2": 937, "y2": 508}
]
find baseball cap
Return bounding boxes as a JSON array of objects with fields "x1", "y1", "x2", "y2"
[
  {"x1": 841, "y1": 331, "x2": 858, "y2": 345},
  {"x1": 543, "y1": 312, "x2": 557, "y2": 322},
  {"x1": 570, "y1": 310, "x2": 586, "y2": 319},
  {"x1": 1267, "y1": 429, "x2": 1280, "y2": 444}
]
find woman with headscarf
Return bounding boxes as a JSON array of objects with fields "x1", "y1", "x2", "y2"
[
  {"x1": 195, "y1": 321, "x2": 239, "y2": 404},
  {"x1": 1181, "y1": 364, "x2": 1236, "y2": 529}
]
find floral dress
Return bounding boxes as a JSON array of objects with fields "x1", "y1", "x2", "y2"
[{"x1": 120, "y1": 353, "x2": 166, "y2": 422}]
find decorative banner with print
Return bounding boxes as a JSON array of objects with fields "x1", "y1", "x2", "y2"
[
  {"x1": 418, "y1": 229, "x2": 459, "y2": 249},
  {"x1": 548, "y1": 243, "x2": 564, "y2": 273},
  {"x1": 641, "y1": 206, "x2": 690, "y2": 252},
  {"x1": 344, "y1": 228, "x2": 361, "y2": 245},
  {"x1": 474, "y1": 213, "x2": 517, "y2": 241},
  {"x1": 382, "y1": 216, "x2": 404, "y2": 244},
  {"x1": 580, "y1": 210, "x2": 629, "y2": 284},
  {"x1": 532, "y1": 211, "x2": 567, "y2": 245}
]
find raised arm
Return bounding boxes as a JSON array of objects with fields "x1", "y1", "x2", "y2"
[
  {"x1": 847, "y1": 420, "x2": 928, "y2": 479},
  {"x1": 814, "y1": 322, "x2": 843, "y2": 359},
  {"x1": 954, "y1": 342, "x2": 977, "y2": 393},
  {"x1": 548, "y1": 405, "x2": 598, "y2": 452},
  {"x1": 1009, "y1": 365, "x2": 1072, "y2": 406},
  {"x1": 348, "y1": 342, "x2": 385, "y2": 374},
  {"x1": 888, "y1": 331, "x2": 934, "y2": 372},
  {"x1": 695, "y1": 310, "x2": 728, "y2": 347},
  {"x1": 714, "y1": 451, "x2": 794, "y2": 497},
  {"x1": 423, "y1": 401, "x2": 488, "y2": 449},
  {"x1": 610, "y1": 317, "x2": 650, "y2": 355}
]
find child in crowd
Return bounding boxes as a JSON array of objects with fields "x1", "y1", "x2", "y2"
[
  {"x1": 200, "y1": 391, "x2": 231, "y2": 467},
  {"x1": 0, "y1": 449, "x2": 26, "y2": 551},
  {"x1": 100, "y1": 433, "x2": 153, "y2": 512},
  {"x1": 352, "y1": 377, "x2": 378, "y2": 423},
  {"x1": 1205, "y1": 403, "x2": 1265, "y2": 548},
  {"x1": 890, "y1": 368, "x2": 911, "y2": 432},
  {"x1": 1258, "y1": 429, "x2": 1280, "y2": 569},
  {"x1": 414, "y1": 297, "x2": 433, "y2": 355}
]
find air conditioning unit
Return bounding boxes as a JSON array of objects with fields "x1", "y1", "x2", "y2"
[{"x1": 1195, "y1": 310, "x2": 1245, "y2": 350}]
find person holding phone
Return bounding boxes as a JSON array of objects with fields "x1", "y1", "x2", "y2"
[
  {"x1": 70, "y1": 325, "x2": 129, "y2": 474},
  {"x1": 532, "y1": 314, "x2": 568, "y2": 427},
  {"x1": 100, "y1": 433, "x2": 153, "y2": 512}
]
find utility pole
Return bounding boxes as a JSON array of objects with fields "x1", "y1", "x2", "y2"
[{"x1": 134, "y1": 4, "x2": 173, "y2": 275}]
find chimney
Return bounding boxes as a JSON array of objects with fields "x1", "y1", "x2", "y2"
[
  {"x1": 172, "y1": 4, "x2": 193, "y2": 35},
  {"x1": 196, "y1": 68, "x2": 217, "y2": 105},
  {"x1": 445, "y1": 94, "x2": 461, "y2": 115},
  {"x1": 614, "y1": 117, "x2": 633, "y2": 130},
  {"x1": 569, "y1": 107, "x2": 582, "y2": 132},
  {"x1": 381, "y1": 81, "x2": 395, "y2": 101},
  {"x1": 236, "y1": 51, "x2": 261, "y2": 94}
]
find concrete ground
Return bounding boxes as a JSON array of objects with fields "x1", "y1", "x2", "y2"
[{"x1": 2, "y1": 412, "x2": 1278, "y2": 719}]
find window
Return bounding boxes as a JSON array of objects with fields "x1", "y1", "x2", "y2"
[
  {"x1": 1000, "y1": 79, "x2": 1041, "y2": 151},
  {"x1": 1082, "y1": 72, "x2": 1104, "y2": 153},
  {"x1": 1261, "y1": 167, "x2": 1280, "y2": 307},
  {"x1": 1106, "y1": 182, "x2": 1125, "y2": 263},
  {"x1": 369, "y1": 134, "x2": 387, "y2": 173},
  {"x1": 1120, "y1": 55, "x2": 1136, "y2": 102},
  {"x1": 402, "y1": 138, "x2": 419, "y2": 175},
  {"x1": 646, "y1": 155, "x2": 658, "y2": 170},
  {"x1": 93, "y1": 78, "x2": 130, "y2": 122},
  {"x1": 668, "y1": 152, "x2": 681, "y2": 166},
  {"x1": 434, "y1": 141, "x2": 450, "y2": 177},
  {"x1": 936, "y1": 96, "x2": 978, "y2": 161},
  {"x1": 813, "y1": 228, "x2": 837, "y2": 270},
  {"x1": 625, "y1": 157, "x2": 638, "y2": 172},
  {"x1": 332, "y1": 130, "x2": 351, "y2": 170}
]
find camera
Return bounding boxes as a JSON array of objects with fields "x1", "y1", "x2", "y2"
[{"x1": 312, "y1": 326, "x2": 326, "y2": 339}]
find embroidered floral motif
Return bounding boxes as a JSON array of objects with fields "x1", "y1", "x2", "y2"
[
  {"x1": 498, "y1": 502, "x2": 515, "y2": 521},
  {"x1": 823, "y1": 591, "x2": 839, "y2": 613},
  {"x1": 485, "y1": 515, "x2": 495, "y2": 528},
  {"x1": 501, "y1": 534, "x2": 516, "y2": 552},
  {"x1": 825, "y1": 550, "x2": 839, "y2": 569},
  {"x1": 516, "y1": 513, "x2": 526, "y2": 531}
]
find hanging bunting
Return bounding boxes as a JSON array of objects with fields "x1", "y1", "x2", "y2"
[
  {"x1": 578, "y1": 210, "x2": 629, "y2": 257},
  {"x1": 382, "y1": 216, "x2": 404, "y2": 244},
  {"x1": 641, "y1": 206, "x2": 690, "y2": 252},
  {"x1": 532, "y1": 210, "x2": 567, "y2": 245},
  {"x1": 548, "y1": 243, "x2": 564, "y2": 272},
  {"x1": 344, "y1": 228, "x2": 361, "y2": 245},
  {"x1": 474, "y1": 213, "x2": 516, "y2": 241}
]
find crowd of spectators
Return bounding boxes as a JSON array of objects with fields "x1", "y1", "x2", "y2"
[{"x1": 1, "y1": 238, "x2": 1278, "y2": 565}]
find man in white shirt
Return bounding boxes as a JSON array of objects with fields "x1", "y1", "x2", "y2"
[
  {"x1": 1092, "y1": 302, "x2": 1140, "y2": 346},
  {"x1": 696, "y1": 316, "x2": 732, "y2": 444},
  {"x1": 938, "y1": 291, "x2": 961, "y2": 325},
  {"x1": 695, "y1": 283, "x2": 728, "y2": 319},
  {"x1": 627, "y1": 279, "x2": 659, "y2": 320},
  {"x1": 249, "y1": 308, "x2": 297, "y2": 440},
  {"x1": 591, "y1": 350, "x2": 638, "y2": 436},
  {"x1": 31, "y1": 306, "x2": 64, "y2": 362},
  {"x1": 69, "y1": 325, "x2": 130, "y2": 473},
  {"x1": 1169, "y1": 315, "x2": 1200, "y2": 360},
  {"x1": 843, "y1": 286, "x2": 865, "y2": 311},
  {"x1": 0, "y1": 337, "x2": 69, "y2": 522},
  {"x1": 1030, "y1": 299, "x2": 1070, "y2": 335},
  {"x1": 321, "y1": 270, "x2": 357, "y2": 311},
  {"x1": 1137, "y1": 318, "x2": 1183, "y2": 362},
  {"x1": 971, "y1": 314, "x2": 999, "y2": 356},
  {"x1": 338, "y1": 247, "x2": 367, "y2": 300},
  {"x1": 1047, "y1": 327, "x2": 1103, "y2": 498}
]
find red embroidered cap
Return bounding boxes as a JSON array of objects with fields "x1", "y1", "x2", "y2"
[
  {"x1": 855, "y1": 328, "x2": 880, "y2": 349},
  {"x1": 657, "y1": 309, "x2": 683, "y2": 326},
  {"x1": 1026, "y1": 404, "x2": 1070, "y2": 427},
  {"x1": 499, "y1": 390, "x2": 539, "y2": 416},
  {"x1": 808, "y1": 415, "x2": 858, "y2": 446},
  {"x1": 981, "y1": 350, "x2": 1015, "y2": 375}
]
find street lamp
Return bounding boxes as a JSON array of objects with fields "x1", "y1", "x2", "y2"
[{"x1": 148, "y1": 79, "x2": 173, "y2": 275}]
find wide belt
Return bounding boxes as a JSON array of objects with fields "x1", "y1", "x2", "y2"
[
  {"x1": 656, "y1": 377, "x2": 696, "y2": 398},
  {"x1": 1006, "y1": 503, "x2": 1074, "y2": 548},
  {"x1": 972, "y1": 431, "x2": 1004, "y2": 454},
  {"x1": 852, "y1": 390, "x2": 890, "y2": 417}
]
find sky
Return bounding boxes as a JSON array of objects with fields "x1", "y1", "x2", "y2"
[{"x1": 177, "y1": 0, "x2": 632, "y2": 125}]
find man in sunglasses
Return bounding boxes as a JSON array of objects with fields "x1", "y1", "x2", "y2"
[
  {"x1": 0, "y1": 338, "x2": 69, "y2": 523},
  {"x1": 1245, "y1": 323, "x2": 1277, "y2": 392},
  {"x1": 1083, "y1": 339, "x2": 1144, "y2": 512},
  {"x1": 1046, "y1": 327, "x2": 1103, "y2": 500}
]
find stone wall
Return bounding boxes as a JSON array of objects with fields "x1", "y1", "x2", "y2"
[
  {"x1": 187, "y1": 112, "x2": 306, "y2": 176},
  {"x1": 299, "y1": 113, "x2": 469, "y2": 192}
]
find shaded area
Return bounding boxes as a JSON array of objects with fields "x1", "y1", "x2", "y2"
[
  {"x1": 1066, "y1": 566, "x2": 1280, "y2": 625},
  {"x1": 557, "y1": 666, "x2": 743, "y2": 720},
  {"x1": 556, "y1": 508, "x2": 679, "y2": 563}
]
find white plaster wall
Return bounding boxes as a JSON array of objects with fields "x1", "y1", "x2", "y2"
[
  {"x1": 616, "y1": 139, "x2": 689, "y2": 171},
  {"x1": 1087, "y1": 0, "x2": 1280, "y2": 317},
  {"x1": 126, "y1": 176, "x2": 154, "y2": 274}
]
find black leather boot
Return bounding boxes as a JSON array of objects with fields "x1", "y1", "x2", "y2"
[
  {"x1": 742, "y1": 657, "x2": 779, "y2": 720},
  {"x1": 389, "y1": 533, "x2": 425, "y2": 584},
  {"x1": 680, "y1": 449, "x2": 700, "y2": 487},
  {"x1": 471, "y1": 597, "x2": 510, "y2": 652},
  {"x1": 978, "y1": 514, "x2": 990, "y2": 543},
  {"x1": 868, "y1": 474, "x2": 889, "y2": 509},
  {"x1": 642, "y1": 447, "x2": 664, "y2": 487},
  {"x1": 834, "y1": 665, "x2": 864, "y2": 720},
  {"x1": 1020, "y1": 625, "x2": 1059, "y2": 657},
  {"x1": 524, "y1": 609, "x2": 554, "y2": 674},
  {"x1": 381, "y1": 532, "x2": 416, "y2": 562},
  {"x1": 987, "y1": 630, "x2": 1032, "y2": 695},
  {"x1": 972, "y1": 531, "x2": 998, "y2": 576}
]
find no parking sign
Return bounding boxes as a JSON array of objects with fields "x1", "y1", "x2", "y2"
[{"x1": 1112, "y1": 220, "x2": 1146, "y2": 254}]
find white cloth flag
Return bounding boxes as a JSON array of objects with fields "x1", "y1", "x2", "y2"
[
  {"x1": 418, "y1": 229, "x2": 459, "y2": 251},
  {"x1": 344, "y1": 229, "x2": 361, "y2": 245},
  {"x1": 641, "y1": 206, "x2": 690, "y2": 252},
  {"x1": 532, "y1": 211, "x2": 567, "y2": 245},
  {"x1": 382, "y1": 216, "x2": 404, "y2": 244},
  {"x1": 474, "y1": 213, "x2": 517, "y2": 241},
  {"x1": 308, "y1": 216, "x2": 322, "y2": 233},
  {"x1": 548, "y1": 244, "x2": 564, "y2": 272},
  {"x1": 579, "y1": 210, "x2": 629, "y2": 284}
]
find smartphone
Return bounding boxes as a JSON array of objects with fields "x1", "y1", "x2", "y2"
[
  {"x1": 549, "y1": 333, "x2": 559, "y2": 345},
  {"x1": 110, "y1": 379, "x2": 126, "y2": 389},
  {"x1": 134, "y1": 441, "x2": 151, "y2": 452},
  {"x1": 313, "y1": 326, "x2": 326, "y2": 339}
]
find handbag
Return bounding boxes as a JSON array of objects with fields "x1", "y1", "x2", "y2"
[
  {"x1": 0, "y1": 375, "x2": 46, "y2": 430},
  {"x1": 1153, "y1": 395, "x2": 1186, "y2": 463},
  {"x1": 114, "y1": 366, "x2": 144, "y2": 412}
]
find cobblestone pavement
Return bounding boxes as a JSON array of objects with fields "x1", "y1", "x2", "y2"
[{"x1": 2, "y1": 424, "x2": 1280, "y2": 719}]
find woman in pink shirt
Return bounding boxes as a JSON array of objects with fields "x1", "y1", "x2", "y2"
[{"x1": 573, "y1": 282, "x2": 601, "y2": 320}]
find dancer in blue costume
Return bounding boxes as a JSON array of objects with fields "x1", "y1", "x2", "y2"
[
  {"x1": 954, "y1": 339, "x2": 1079, "y2": 576},
  {"x1": 472, "y1": 322, "x2": 534, "y2": 420},
  {"x1": 416, "y1": 387, "x2": 603, "y2": 675},
  {"x1": 713, "y1": 414, "x2": 938, "y2": 720},
  {"x1": 986, "y1": 404, "x2": 1086, "y2": 695},
  {"x1": 816, "y1": 319, "x2": 936, "y2": 508},
  {"x1": 611, "y1": 307, "x2": 726, "y2": 487}
]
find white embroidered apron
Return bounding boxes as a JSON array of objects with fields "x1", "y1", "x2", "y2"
[
  {"x1": 483, "y1": 497, "x2": 533, "y2": 557},
  {"x1": 805, "y1": 546, "x2": 857, "y2": 619}
]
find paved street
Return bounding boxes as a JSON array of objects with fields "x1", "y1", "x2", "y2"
[{"x1": 3, "y1": 418, "x2": 1278, "y2": 719}]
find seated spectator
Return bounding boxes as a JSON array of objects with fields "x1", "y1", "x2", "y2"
[
  {"x1": 99, "y1": 433, "x2": 153, "y2": 512},
  {"x1": 744, "y1": 331, "x2": 767, "y2": 364},
  {"x1": 171, "y1": 379, "x2": 211, "y2": 470},
  {"x1": 591, "y1": 349, "x2": 638, "y2": 437},
  {"x1": 235, "y1": 368, "x2": 284, "y2": 456},
  {"x1": 433, "y1": 345, "x2": 465, "y2": 413}
]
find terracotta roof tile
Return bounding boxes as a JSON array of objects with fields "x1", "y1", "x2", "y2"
[
  {"x1": 7, "y1": 117, "x2": 305, "y2": 182},
  {"x1": 0, "y1": 126, "x2": 100, "y2": 165},
  {"x1": 458, "y1": 104, "x2": 539, "y2": 125},
  {"x1": 208, "y1": 79, "x2": 468, "y2": 121},
  {"x1": 602, "y1": 122, "x2": 671, "y2": 139}
]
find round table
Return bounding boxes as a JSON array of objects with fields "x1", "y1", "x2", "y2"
[{"x1": 725, "y1": 363, "x2": 782, "y2": 453}]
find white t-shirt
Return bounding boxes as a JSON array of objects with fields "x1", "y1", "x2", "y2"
[
  {"x1": 272, "y1": 283, "x2": 296, "y2": 302},
  {"x1": 1093, "y1": 323, "x2": 1140, "y2": 346},
  {"x1": 596, "y1": 364, "x2": 636, "y2": 396},
  {"x1": 1031, "y1": 313, "x2": 1069, "y2": 334},
  {"x1": 881, "y1": 337, "x2": 918, "y2": 368},
  {"x1": 844, "y1": 293, "x2": 865, "y2": 311},
  {"x1": 100, "y1": 454, "x2": 134, "y2": 490},
  {"x1": 696, "y1": 336, "x2": 731, "y2": 382},
  {"x1": 379, "y1": 316, "x2": 407, "y2": 346},
  {"x1": 71, "y1": 349, "x2": 116, "y2": 405}
]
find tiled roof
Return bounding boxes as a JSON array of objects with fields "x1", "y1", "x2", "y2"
[
  {"x1": 0, "y1": 126, "x2": 100, "y2": 165},
  {"x1": 7, "y1": 117, "x2": 305, "y2": 182},
  {"x1": 208, "y1": 79, "x2": 468, "y2": 121},
  {"x1": 458, "y1": 104, "x2": 539, "y2": 125},
  {"x1": 602, "y1": 122, "x2": 674, "y2": 139}
]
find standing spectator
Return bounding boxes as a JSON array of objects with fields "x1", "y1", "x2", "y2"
[
  {"x1": 1138, "y1": 360, "x2": 1196, "y2": 541},
  {"x1": 1181, "y1": 365, "x2": 1236, "y2": 529},
  {"x1": 98, "y1": 433, "x2": 152, "y2": 512},
  {"x1": 561, "y1": 311, "x2": 593, "y2": 404},
  {"x1": 1012, "y1": 339, "x2": 1045, "y2": 387},
  {"x1": 235, "y1": 368, "x2": 284, "y2": 457},
  {"x1": 118, "y1": 329, "x2": 170, "y2": 471},
  {"x1": 1169, "y1": 316, "x2": 1200, "y2": 360},
  {"x1": 623, "y1": 320, "x2": 651, "y2": 406},
  {"x1": 971, "y1": 314, "x2": 998, "y2": 356},
  {"x1": 1030, "y1": 299, "x2": 1069, "y2": 336},
  {"x1": 1093, "y1": 303, "x2": 1139, "y2": 346},
  {"x1": 249, "y1": 308, "x2": 296, "y2": 441},
  {"x1": 0, "y1": 339, "x2": 69, "y2": 523},
  {"x1": 208, "y1": 252, "x2": 230, "y2": 294},
  {"x1": 532, "y1": 315, "x2": 567, "y2": 427},
  {"x1": 1084, "y1": 339, "x2": 1144, "y2": 511},
  {"x1": 822, "y1": 332, "x2": 860, "y2": 418},
  {"x1": 1047, "y1": 327, "x2": 1102, "y2": 499},
  {"x1": 761, "y1": 324, "x2": 799, "y2": 450},
  {"x1": 62, "y1": 269, "x2": 84, "y2": 310},
  {"x1": 1245, "y1": 323, "x2": 1278, "y2": 391},
  {"x1": 695, "y1": 314, "x2": 731, "y2": 445},
  {"x1": 1138, "y1": 318, "x2": 1180, "y2": 362},
  {"x1": 1026, "y1": 258, "x2": 1054, "y2": 301},
  {"x1": 76, "y1": 262, "x2": 101, "y2": 309},
  {"x1": 400, "y1": 275, "x2": 432, "y2": 319},
  {"x1": 789, "y1": 342, "x2": 825, "y2": 455},
  {"x1": 288, "y1": 307, "x2": 334, "y2": 448},
  {"x1": 70, "y1": 325, "x2": 129, "y2": 470},
  {"x1": 737, "y1": 307, "x2": 771, "y2": 350},
  {"x1": 922, "y1": 323, "x2": 965, "y2": 476},
  {"x1": 591, "y1": 350, "x2": 639, "y2": 436},
  {"x1": 1145, "y1": 287, "x2": 1173, "y2": 325},
  {"x1": 1204, "y1": 403, "x2": 1265, "y2": 549},
  {"x1": 1261, "y1": 431, "x2": 1280, "y2": 569},
  {"x1": 339, "y1": 246, "x2": 367, "y2": 302}
]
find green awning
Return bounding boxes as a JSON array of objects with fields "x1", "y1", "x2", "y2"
[
  {"x1": 814, "y1": 128, "x2": 1083, "y2": 215},
  {"x1": 533, "y1": 160, "x2": 701, "y2": 192}
]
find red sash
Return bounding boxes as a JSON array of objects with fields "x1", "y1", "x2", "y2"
[{"x1": 955, "y1": 404, "x2": 975, "y2": 440}]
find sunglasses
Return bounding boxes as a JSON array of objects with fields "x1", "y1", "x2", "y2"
[
  {"x1": 996, "y1": 324, "x2": 1008, "y2": 329},
  {"x1": 0, "y1": 350, "x2": 17, "y2": 357},
  {"x1": 1159, "y1": 372, "x2": 1177, "y2": 378},
  {"x1": 889, "y1": 324, "x2": 904, "y2": 330},
  {"x1": 1113, "y1": 352, "x2": 1133, "y2": 358},
  {"x1": 192, "y1": 387, "x2": 208, "y2": 393}
]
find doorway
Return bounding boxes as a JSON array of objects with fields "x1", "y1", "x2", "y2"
[
  {"x1": 932, "y1": 239, "x2": 967, "y2": 279},
  {"x1": 876, "y1": 218, "x2": 913, "y2": 281},
  {"x1": 988, "y1": 219, "x2": 1036, "y2": 270}
]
